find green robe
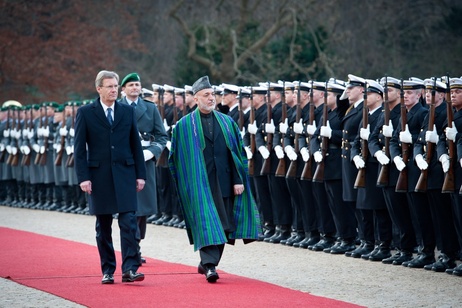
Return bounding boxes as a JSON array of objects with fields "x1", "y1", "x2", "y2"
[{"x1": 168, "y1": 109, "x2": 261, "y2": 251}]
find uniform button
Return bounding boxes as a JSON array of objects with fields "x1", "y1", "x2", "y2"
[{"x1": 111, "y1": 146, "x2": 114, "y2": 149}]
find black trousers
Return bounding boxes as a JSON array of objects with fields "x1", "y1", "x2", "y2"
[
  {"x1": 324, "y1": 180, "x2": 357, "y2": 239},
  {"x1": 95, "y1": 211, "x2": 140, "y2": 275},
  {"x1": 199, "y1": 244, "x2": 226, "y2": 267}
]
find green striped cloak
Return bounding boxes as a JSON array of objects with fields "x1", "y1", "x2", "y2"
[{"x1": 168, "y1": 109, "x2": 261, "y2": 251}]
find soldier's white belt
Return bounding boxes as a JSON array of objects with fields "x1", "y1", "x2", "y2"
[{"x1": 141, "y1": 140, "x2": 150, "y2": 147}]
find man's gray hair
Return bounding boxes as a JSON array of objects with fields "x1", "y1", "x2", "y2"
[{"x1": 95, "y1": 70, "x2": 119, "y2": 88}]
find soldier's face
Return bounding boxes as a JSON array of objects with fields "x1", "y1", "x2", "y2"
[
  {"x1": 451, "y1": 88, "x2": 462, "y2": 110},
  {"x1": 195, "y1": 88, "x2": 216, "y2": 114},
  {"x1": 386, "y1": 87, "x2": 400, "y2": 102},
  {"x1": 404, "y1": 90, "x2": 421, "y2": 108},
  {"x1": 123, "y1": 81, "x2": 141, "y2": 99},
  {"x1": 326, "y1": 92, "x2": 337, "y2": 110},
  {"x1": 346, "y1": 86, "x2": 363, "y2": 103}
]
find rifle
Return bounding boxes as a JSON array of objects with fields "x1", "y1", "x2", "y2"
[
  {"x1": 39, "y1": 104, "x2": 49, "y2": 166},
  {"x1": 275, "y1": 81, "x2": 287, "y2": 177},
  {"x1": 34, "y1": 107, "x2": 43, "y2": 165},
  {"x1": 0, "y1": 108, "x2": 10, "y2": 163},
  {"x1": 377, "y1": 76, "x2": 390, "y2": 186},
  {"x1": 156, "y1": 87, "x2": 169, "y2": 167},
  {"x1": 21, "y1": 107, "x2": 32, "y2": 166},
  {"x1": 415, "y1": 78, "x2": 437, "y2": 192},
  {"x1": 442, "y1": 76, "x2": 455, "y2": 193},
  {"x1": 260, "y1": 82, "x2": 273, "y2": 175},
  {"x1": 9, "y1": 107, "x2": 20, "y2": 166},
  {"x1": 54, "y1": 106, "x2": 66, "y2": 166},
  {"x1": 5, "y1": 108, "x2": 15, "y2": 165},
  {"x1": 286, "y1": 82, "x2": 301, "y2": 179},
  {"x1": 301, "y1": 81, "x2": 315, "y2": 180},
  {"x1": 66, "y1": 103, "x2": 76, "y2": 167},
  {"x1": 354, "y1": 82, "x2": 369, "y2": 188},
  {"x1": 313, "y1": 81, "x2": 329, "y2": 183},
  {"x1": 248, "y1": 87, "x2": 256, "y2": 176},
  {"x1": 238, "y1": 89, "x2": 244, "y2": 131},
  {"x1": 395, "y1": 79, "x2": 408, "y2": 192}
]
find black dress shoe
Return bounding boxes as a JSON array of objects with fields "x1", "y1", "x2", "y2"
[
  {"x1": 310, "y1": 238, "x2": 335, "y2": 251},
  {"x1": 391, "y1": 251, "x2": 413, "y2": 265},
  {"x1": 349, "y1": 242, "x2": 374, "y2": 258},
  {"x1": 102, "y1": 274, "x2": 114, "y2": 284},
  {"x1": 369, "y1": 248, "x2": 391, "y2": 261},
  {"x1": 122, "y1": 270, "x2": 145, "y2": 282},
  {"x1": 198, "y1": 263, "x2": 219, "y2": 283},
  {"x1": 147, "y1": 213, "x2": 161, "y2": 223},
  {"x1": 452, "y1": 264, "x2": 462, "y2": 276},
  {"x1": 406, "y1": 253, "x2": 435, "y2": 268},
  {"x1": 324, "y1": 241, "x2": 341, "y2": 253},
  {"x1": 361, "y1": 246, "x2": 379, "y2": 260},
  {"x1": 268, "y1": 231, "x2": 291, "y2": 244},
  {"x1": 330, "y1": 240, "x2": 356, "y2": 254},
  {"x1": 423, "y1": 254, "x2": 457, "y2": 272}
]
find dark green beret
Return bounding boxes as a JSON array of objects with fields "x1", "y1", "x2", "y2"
[
  {"x1": 121, "y1": 73, "x2": 140, "y2": 87},
  {"x1": 32, "y1": 104, "x2": 41, "y2": 110}
]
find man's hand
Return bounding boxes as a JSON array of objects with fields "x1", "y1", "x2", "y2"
[
  {"x1": 247, "y1": 121, "x2": 258, "y2": 135},
  {"x1": 80, "y1": 180, "x2": 92, "y2": 194},
  {"x1": 244, "y1": 146, "x2": 253, "y2": 160},
  {"x1": 320, "y1": 121, "x2": 332, "y2": 139},
  {"x1": 439, "y1": 154, "x2": 450, "y2": 173},
  {"x1": 415, "y1": 154, "x2": 428, "y2": 170},
  {"x1": 166, "y1": 140, "x2": 171, "y2": 151},
  {"x1": 393, "y1": 156, "x2": 406, "y2": 171},
  {"x1": 279, "y1": 118, "x2": 289, "y2": 134},
  {"x1": 425, "y1": 124, "x2": 438, "y2": 144},
  {"x1": 353, "y1": 155, "x2": 365, "y2": 169},
  {"x1": 143, "y1": 149, "x2": 154, "y2": 161},
  {"x1": 163, "y1": 119, "x2": 170, "y2": 132},
  {"x1": 265, "y1": 119, "x2": 275, "y2": 134},
  {"x1": 274, "y1": 145, "x2": 285, "y2": 159},
  {"x1": 306, "y1": 120, "x2": 317, "y2": 136},
  {"x1": 233, "y1": 184, "x2": 245, "y2": 195},
  {"x1": 293, "y1": 119, "x2": 304, "y2": 134},
  {"x1": 445, "y1": 123, "x2": 458, "y2": 142},
  {"x1": 360, "y1": 124, "x2": 370, "y2": 141},
  {"x1": 382, "y1": 120, "x2": 394, "y2": 137},
  {"x1": 399, "y1": 124, "x2": 413, "y2": 144},
  {"x1": 299, "y1": 147, "x2": 309, "y2": 162},
  {"x1": 374, "y1": 150, "x2": 390, "y2": 165},
  {"x1": 313, "y1": 151, "x2": 323, "y2": 163},
  {"x1": 136, "y1": 179, "x2": 145, "y2": 192},
  {"x1": 258, "y1": 146, "x2": 270, "y2": 159}
]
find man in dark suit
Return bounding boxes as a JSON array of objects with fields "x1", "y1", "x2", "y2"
[
  {"x1": 74, "y1": 70, "x2": 147, "y2": 284},
  {"x1": 120, "y1": 73, "x2": 168, "y2": 264}
]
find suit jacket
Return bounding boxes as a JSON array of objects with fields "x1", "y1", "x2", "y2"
[
  {"x1": 121, "y1": 97, "x2": 168, "y2": 216},
  {"x1": 74, "y1": 98, "x2": 146, "y2": 215}
]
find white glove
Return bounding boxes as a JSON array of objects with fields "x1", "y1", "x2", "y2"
[
  {"x1": 163, "y1": 119, "x2": 170, "y2": 132},
  {"x1": 353, "y1": 155, "x2": 365, "y2": 169},
  {"x1": 244, "y1": 146, "x2": 253, "y2": 160},
  {"x1": 23, "y1": 146, "x2": 30, "y2": 156},
  {"x1": 306, "y1": 120, "x2": 317, "y2": 136},
  {"x1": 393, "y1": 156, "x2": 406, "y2": 171},
  {"x1": 314, "y1": 151, "x2": 323, "y2": 163},
  {"x1": 13, "y1": 129, "x2": 21, "y2": 139},
  {"x1": 59, "y1": 127, "x2": 68, "y2": 136},
  {"x1": 382, "y1": 120, "x2": 394, "y2": 138},
  {"x1": 425, "y1": 124, "x2": 438, "y2": 144},
  {"x1": 279, "y1": 118, "x2": 289, "y2": 134},
  {"x1": 69, "y1": 128, "x2": 75, "y2": 137},
  {"x1": 42, "y1": 126, "x2": 50, "y2": 138},
  {"x1": 360, "y1": 124, "x2": 370, "y2": 141},
  {"x1": 3, "y1": 129, "x2": 10, "y2": 138},
  {"x1": 445, "y1": 123, "x2": 458, "y2": 142},
  {"x1": 143, "y1": 149, "x2": 154, "y2": 161},
  {"x1": 28, "y1": 129, "x2": 34, "y2": 139},
  {"x1": 247, "y1": 121, "x2": 258, "y2": 135},
  {"x1": 55, "y1": 144, "x2": 62, "y2": 153},
  {"x1": 374, "y1": 150, "x2": 390, "y2": 165},
  {"x1": 399, "y1": 124, "x2": 413, "y2": 144},
  {"x1": 11, "y1": 147, "x2": 17, "y2": 155},
  {"x1": 40, "y1": 145, "x2": 45, "y2": 154},
  {"x1": 32, "y1": 144, "x2": 40, "y2": 153},
  {"x1": 258, "y1": 146, "x2": 270, "y2": 159},
  {"x1": 299, "y1": 147, "x2": 309, "y2": 162},
  {"x1": 320, "y1": 121, "x2": 332, "y2": 138},
  {"x1": 6, "y1": 145, "x2": 11, "y2": 154},
  {"x1": 274, "y1": 145, "x2": 284, "y2": 159},
  {"x1": 166, "y1": 140, "x2": 171, "y2": 151},
  {"x1": 293, "y1": 119, "x2": 304, "y2": 134},
  {"x1": 415, "y1": 154, "x2": 428, "y2": 170},
  {"x1": 0, "y1": 143, "x2": 5, "y2": 152},
  {"x1": 240, "y1": 127, "x2": 245, "y2": 139},
  {"x1": 265, "y1": 119, "x2": 275, "y2": 134},
  {"x1": 22, "y1": 129, "x2": 28, "y2": 138},
  {"x1": 460, "y1": 158, "x2": 462, "y2": 168},
  {"x1": 439, "y1": 154, "x2": 450, "y2": 173},
  {"x1": 66, "y1": 146, "x2": 72, "y2": 155},
  {"x1": 37, "y1": 127, "x2": 43, "y2": 137}
]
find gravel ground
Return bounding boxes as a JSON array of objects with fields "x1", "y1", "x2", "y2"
[{"x1": 1, "y1": 205, "x2": 461, "y2": 308}]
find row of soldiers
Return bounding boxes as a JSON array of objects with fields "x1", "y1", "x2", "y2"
[{"x1": 2, "y1": 73, "x2": 462, "y2": 278}]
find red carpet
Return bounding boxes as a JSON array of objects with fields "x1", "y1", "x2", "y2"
[{"x1": 1, "y1": 227, "x2": 362, "y2": 307}]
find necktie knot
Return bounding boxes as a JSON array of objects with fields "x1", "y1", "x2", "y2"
[
  {"x1": 107, "y1": 108, "x2": 113, "y2": 125},
  {"x1": 131, "y1": 102, "x2": 136, "y2": 108}
]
